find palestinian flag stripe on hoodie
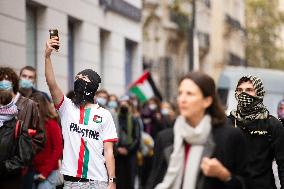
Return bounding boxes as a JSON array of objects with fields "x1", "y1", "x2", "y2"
[
  {"x1": 76, "y1": 138, "x2": 90, "y2": 178},
  {"x1": 79, "y1": 107, "x2": 91, "y2": 125}
]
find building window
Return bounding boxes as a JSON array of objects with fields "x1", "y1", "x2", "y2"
[
  {"x1": 228, "y1": 52, "x2": 246, "y2": 66},
  {"x1": 68, "y1": 20, "x2": 75, "y2": 90},
  {"x1": 125, "y1": 39, "x2": 137, "y2": 88},
  {"x1": 217, "y1": 88, "x2": 229, "y2": 107},
  {"x1": 202, "y1": 0, "x2": 211, "y2": 8},
  {"x1": 26, "y1": 5, "x2": 37, "y2": 68},
  {"x1": 197, "y1": 32, "x2": 210, "y2": 57},
  {"x1": 100, "y1": 29, "x2": 110, "y2": 88}
]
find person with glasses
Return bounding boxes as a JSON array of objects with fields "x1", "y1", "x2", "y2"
[{"x1": 228, "y1": 75, "x2": 284, "y2": 189}]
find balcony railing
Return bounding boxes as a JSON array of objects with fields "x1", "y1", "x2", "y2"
[
  {"x1": 197, "y1": 32, "x2": 210, "y2": 49},
  {"x1": 197, "y1": 32, "x2": 210, "y2": 57},
  {"x1": 225, "y1": 14, "x2": 245, "y2": 33},
  {"x1": 169, "y1": 9, "x2": 190, "y2": 33}
]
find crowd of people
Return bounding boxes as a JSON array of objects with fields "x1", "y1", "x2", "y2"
[{"x1": 1, "y1": 36, "x2": 284, "y2": 189}]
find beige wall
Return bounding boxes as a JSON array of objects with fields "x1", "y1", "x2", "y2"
[
  {"x1": 206, "y1": 0, "x2": 245, "y2": 80},
  {"x1": 0, "y1": 0, "x2": 142, "y2": 96},
  {"x1": 278, "y1": 0, "x2": 284, "y2": 48}
]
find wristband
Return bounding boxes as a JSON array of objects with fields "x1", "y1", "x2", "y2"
[{"x1": 109, "y1": 177, "x2": 117, "y2": 183}]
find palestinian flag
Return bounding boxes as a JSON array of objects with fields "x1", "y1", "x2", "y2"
[{"x1": 129, "y1": 71, "x2": 162, "y2": 103}]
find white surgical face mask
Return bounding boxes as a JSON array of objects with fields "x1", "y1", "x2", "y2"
[
  {"x1": 149, "y1": 104, "x2": 157, "y2": 111},
  {"x1": 132, "y1": 100, "x2": 138, "y2": 107}
]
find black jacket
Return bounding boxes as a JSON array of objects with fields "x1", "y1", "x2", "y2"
[
  {"x1": 117, "y1": 114, "x2": 141, "y2": 155},
  {"x1": 0, "y1": 118, "x2": 33, "y2": 179},
  {"x1": 146, "y1": 120, "x2": 250, "y2": 189},
  {"x1": 146, "y1": 128, "x2": 174, "y2": 189},
  {"x1": 228, "y1": 115, "x2": 284, "y2": 189},
  {"x1": 279, "y1": 118, "x2": 284, "y2": 127}
]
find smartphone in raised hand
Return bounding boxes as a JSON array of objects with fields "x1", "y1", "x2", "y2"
[{"x1": 49, "y1": 29, "x2": 59, "y2": 50}]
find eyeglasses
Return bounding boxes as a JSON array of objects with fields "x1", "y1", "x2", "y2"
[{"x1": 236, "y1": 87, "x2": 255, "y2": 93}]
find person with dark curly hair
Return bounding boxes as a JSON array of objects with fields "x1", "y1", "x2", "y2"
[
  {"x1": 0, "y1": 67, "x2": 45, "y2": 153},
  {"x1": 228, "y1": 75, "x2": 284, "y2": 189},
  {"x1": 0, "y1": 66, "x2": 45, "y2": 189}
]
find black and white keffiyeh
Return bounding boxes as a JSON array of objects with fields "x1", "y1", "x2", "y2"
[
  {"x1": 0, "y1": 100, "x2": 18, "y2": 127},
  {"x1": 231, "y1": 75, "x2": 269, "y2": 121}
]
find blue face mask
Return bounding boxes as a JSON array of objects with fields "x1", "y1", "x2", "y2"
[
  {"x1": 20, "y1": 79, "x2": 34, "y2": 89},
  {"x1": 161, "y1": 108, "x2": 169, "y2": 115},
  {"x1": 0, "y1": 80, "x2": 13, "y2": 91},
  {"x1": 96, "y1": 97, "x2": 107, "y2": 106},
  {"x1": 108, "y1": 100, "x2": 118, "y2": 109}
]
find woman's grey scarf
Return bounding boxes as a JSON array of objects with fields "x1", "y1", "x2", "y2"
[
  {"x1": 155, "y1": 115, "x2": 212, "y2": 189},
  {"x1": 231, "y1": 75, "x2": 269, "y2": 121}
]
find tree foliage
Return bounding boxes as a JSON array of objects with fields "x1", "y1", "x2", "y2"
[
  {"x1": 170, "y1": 2, "x2": 190, "y2": 36},
  {"x1": 246, "y1": 0, "x2": 284, "y2": 69}
]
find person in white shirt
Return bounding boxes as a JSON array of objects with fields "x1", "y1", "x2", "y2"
[{"x1": 44, "y1": 36, "x2": 117, "y2": 189}]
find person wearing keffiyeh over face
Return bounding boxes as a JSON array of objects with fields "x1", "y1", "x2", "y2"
[{"x1": 228, "y1": 75, "x2": 284, "y2": 189}]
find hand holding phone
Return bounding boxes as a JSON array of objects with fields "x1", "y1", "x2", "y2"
[{"x1": 49, "y1": 29, "x2": 59, "y2": 50}]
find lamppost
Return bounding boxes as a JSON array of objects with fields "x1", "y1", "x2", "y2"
[{"x1": 188, "y1": 0, "x2": 196, "y2": 71}]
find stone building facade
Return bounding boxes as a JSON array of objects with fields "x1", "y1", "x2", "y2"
[
  {"x1": 142, "y1": 0, "x2": 245, "y2": 101},
  {"x1": 0, "y1": 0, "x2": 143, "y2": 95}
]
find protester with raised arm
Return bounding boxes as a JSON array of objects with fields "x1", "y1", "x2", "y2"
[{"x1": 45, "y1": 36, "x2": 117, "y2": 189}]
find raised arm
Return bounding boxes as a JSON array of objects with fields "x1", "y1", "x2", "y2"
[{"x1": 45, "y1": 38, "x2": 64, "y2": 105}]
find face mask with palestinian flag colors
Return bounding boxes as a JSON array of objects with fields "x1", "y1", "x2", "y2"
[{"x1": 56, "y1": 96, "x2": 118, "y2": 181}]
